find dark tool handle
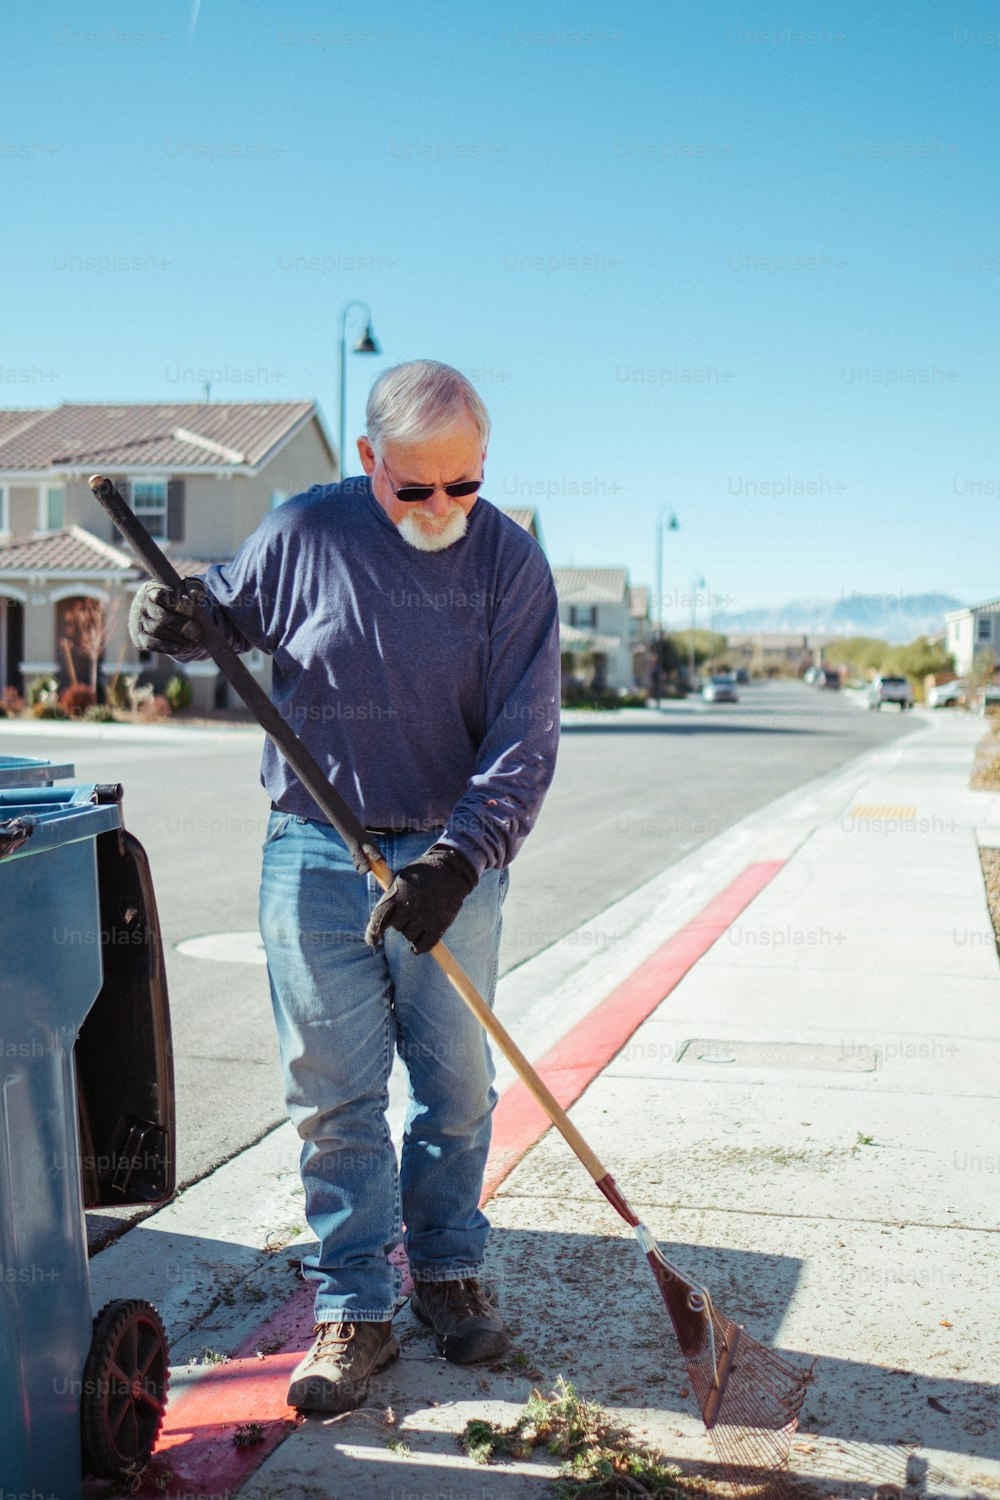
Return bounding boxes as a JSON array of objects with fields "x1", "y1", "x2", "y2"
[
  {"x1": 89, "y1": 473, "x2": 376, "y2": 875},
  {"x1": 91, "y1": 473, "x2": 617, "y2": 1196}
]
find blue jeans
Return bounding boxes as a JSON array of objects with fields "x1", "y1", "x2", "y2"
[{"x1": 259, "y1": 813, "x2": 508, "y2": 1323}]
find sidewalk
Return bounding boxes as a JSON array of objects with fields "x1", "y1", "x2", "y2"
[{"x1": 90, "y1": 710, "x2": 1000, "y2": 1500}]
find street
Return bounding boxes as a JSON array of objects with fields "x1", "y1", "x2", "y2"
[{"x1": 6, "y1": 680, "x2": 919, "y2": 1205}]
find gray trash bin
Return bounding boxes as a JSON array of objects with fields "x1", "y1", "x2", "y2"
[{"x1": 0, "y1": 781, "x2": 174, "y2": 1495}]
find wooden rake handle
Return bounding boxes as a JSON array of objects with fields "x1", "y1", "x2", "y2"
[{"x1": 90, "y1": 474, "x2": 610, "y2": 1191}]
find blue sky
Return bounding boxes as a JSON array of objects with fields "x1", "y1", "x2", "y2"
[{"x1": 3, "y1": 0, "x2": 998, "y2": 623}]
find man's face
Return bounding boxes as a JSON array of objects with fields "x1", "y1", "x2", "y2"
[{"x1": 358, "y1": 418, "x2": 485, "y2": 552}]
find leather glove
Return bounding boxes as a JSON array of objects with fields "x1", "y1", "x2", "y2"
[
  {"x1": 129, "y1": 579, "x2": 207, "y2": 653},
  {"x1": 365, "y1": 844, "x2": 479, "y2": 955}
]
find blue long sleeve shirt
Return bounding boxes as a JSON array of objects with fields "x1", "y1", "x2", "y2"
[{"x1": 176, "y1": 477, "x2": 560, "y2": 874}]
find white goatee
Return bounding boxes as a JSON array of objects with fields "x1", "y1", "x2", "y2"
[{"x1": 397, "y1": 505, "x2": 469, "y2": 552}]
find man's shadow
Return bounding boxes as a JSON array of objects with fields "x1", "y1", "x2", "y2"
[{"x1": 465, "y1": 1226, "x2": 998, "y2": 1498}]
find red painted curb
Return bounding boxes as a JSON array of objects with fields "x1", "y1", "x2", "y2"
[{"x1": 134, "y1": 859, "x2": 784, "y2": 1497}]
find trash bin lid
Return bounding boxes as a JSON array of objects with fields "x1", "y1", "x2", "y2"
[
  {"x1": 0, "y1": 755, "x2": 75, "y2": 787},
  {"x1": 0, "y1": 787, "x2": 120, "y2": 861}
]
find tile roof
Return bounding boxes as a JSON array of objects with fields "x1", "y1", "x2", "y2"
[
  {"x1": 945, "y1": 597, "x2": 1000, "y2": 618},
  {"x1": 500, "y1": 507, "x2": 537, "y2": 534},
  {"x1": 0, "y1": 409, "x2": 47, "y2": 447},
  {"x1": 559, "y1": 622, "x2": 621, "y2": 650},
  {"x1": 0, "y1": 525, "x2": 136, "y2": 574},
  {"x1": 171, "y1": 556, "x2": 227, "y2": 578},
  {"x1": 0, "y1": 528, "x2": 227, "y2": 582},
  {"x1": 551, "y1": 566, "x2": 628, "y2": 604},
  {"x1": 0, "y1": 401, "x2": 320, "y2": 473}
]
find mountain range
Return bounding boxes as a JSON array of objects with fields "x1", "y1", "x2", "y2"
[{"x1": 714, "y1": 592, "x2": 965, "y2": 644}]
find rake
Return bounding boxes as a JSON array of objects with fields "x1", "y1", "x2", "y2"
[{"x1": 91, "y1": 473, "x2": 813, "y2": 1496}]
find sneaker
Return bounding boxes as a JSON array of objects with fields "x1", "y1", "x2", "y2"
[
  {"x1": 410, "y1": 1277, "x2": 509, "y2": 1363},
  {"x1": 286, "y1": 1320, "x2": 399, "y2": 1412}
]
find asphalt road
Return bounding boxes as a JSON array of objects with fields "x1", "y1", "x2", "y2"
[{"x1": 5, "y1": 680, "x2": 919, "y2": 1224}]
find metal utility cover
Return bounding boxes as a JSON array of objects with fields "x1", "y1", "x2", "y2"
[{"x1": 676, "y1": 1039, "x2": 879, "y2": 1072}]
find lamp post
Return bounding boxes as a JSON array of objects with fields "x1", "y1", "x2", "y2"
[
  {"x1": 654, "y1": 509, "x2": 680, "y2": 708},
  {"x1": 689, "y1": 574, "x2": 706, "y2": 691},
  {"x1": 338, "y1": 301, "x2": 380, "y2": 480}
]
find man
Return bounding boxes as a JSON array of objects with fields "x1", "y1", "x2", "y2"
[{"x1": 130, "y1": 361, "x2": 560, "y2": 1412}]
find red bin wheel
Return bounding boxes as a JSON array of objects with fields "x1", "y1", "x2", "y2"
[{"x1": 81, "y1": 1298, "x2": 170, "y2": 1479}]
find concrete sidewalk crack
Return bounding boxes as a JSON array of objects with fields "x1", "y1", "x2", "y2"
[{"x1": 494, "y1": 1191, "x2": 1000, "y2": 1234}]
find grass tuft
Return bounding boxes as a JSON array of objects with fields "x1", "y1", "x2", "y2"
[
  {"x1": 460, "y1": 1377, "x2": 695, "y2": 1497},
  {"x1": 232, "y1": 1420, "x2": 265, "y2": 1448}
]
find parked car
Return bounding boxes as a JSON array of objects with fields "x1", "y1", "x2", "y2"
[
  {"x1": 703, "y1": 673, "x2": 739, "y2": 704},
  {"x1": 926, "y1": 679, "x2": 966, "y2": 709},
  {"x1": 817, "y1": 667, "x2": 841, "y2": 690},
  {"x1": 734, "y1": 668, "x2": 751, "y2": 686},
  {"x1": 868, "y1": 674, "x2": 914, "y2": 710},
  {"x1": 803, "y1": 665, "x2": 821, "y2": 684}
]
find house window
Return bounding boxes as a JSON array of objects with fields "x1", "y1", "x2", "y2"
[
  {"x1": 570, "y1": 605, "x2": 597, "y2": 629},
  {"x1": 0, "y1": 485, "x2": 8, "y2": 534},
  {"x1": 133, "y1": 481, "x2": 168, "y2": 539},
  {"x1": 45, "y1": 486, "x2": 65, "y2": 529},
  {"x1": 978, "y1": 617, "x2": 993, "y2": 642}
]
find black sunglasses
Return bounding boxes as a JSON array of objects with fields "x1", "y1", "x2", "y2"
[{"x1": 381, "y1": 456, "x2": 484, "y2": 504}]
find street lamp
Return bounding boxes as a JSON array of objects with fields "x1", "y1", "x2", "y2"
[
  {"x1": 338, "y1": 300, "x2": 381, "y2": 480},
  {"x1": 689, "y1": 574, "x2": 706, "y2": 690},
  {"x1": 654, "y1": 509, "x2": 680, "y2": 708}
]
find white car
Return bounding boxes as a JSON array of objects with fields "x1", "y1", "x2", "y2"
[
  {"x1": 702, "y1": 673, "x2": 739, "y2": 704},
  {"x1": 926, "y1": 680, "x2": 965, "y2": 708}
]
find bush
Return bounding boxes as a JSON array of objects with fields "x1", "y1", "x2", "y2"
[
  {"x1": 164, "y1": 674, "x2": 193, "y2": 713},
  {"x1": 28, "y1": 674, "x2": 58, "y2": 707},
  {"x1": 106, "y1": 673, "x2": 135, "y2": 710},
  {"x1": 885, "y1": 636, "x2": 954, "y2": 682},
  {"x1": 33, "y1": 702, "x2": 69, "y2": 720},
  {"x1": 137, "y1": 693, "x2": 171, "y2": 721},
  {"x1": 59, "y1": 684, "x2": 97, "y2": 717},
  {"x1": 563, "y1": 687, "x2": 642, "y2": 710},
  {"x1": 84, "y1": 704, "x2": 118, "y2": 723}
]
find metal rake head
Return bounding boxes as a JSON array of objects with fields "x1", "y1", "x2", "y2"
[{"x1": 635, "y1": 1224, "x2": 814, "y2": 1497}]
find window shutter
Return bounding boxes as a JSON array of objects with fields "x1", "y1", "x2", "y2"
[
  {"x1": 167, "y1": 479, "x2": 185, "y2": 541},
  {"x1": 111, "y1": 479, "x2": 131, "y2": 542}
]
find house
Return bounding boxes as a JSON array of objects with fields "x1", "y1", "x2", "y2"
[
  {"x1": 500, "y1": 507, "x2": 544, "y2": 547},
  {"x1": 552, "y1": 567, "x2": 652, "y2": 694},
  {"x1": 627, "y1": 585, "x2": 652, "y2": 689},
  {"x1": 0, "y1": 400, "x2": 337, "y2": 711},
  {"x1": 726, "y1": 631, "x2": 840, "y2": 676},
  {"x1": 944, "y1": 598, "x2": 1000, "y2": 679}
]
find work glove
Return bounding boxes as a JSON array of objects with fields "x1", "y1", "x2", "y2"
[
  {"x1": 129, "y1": 579, "x2": 207, "y2": 653},
  {"x1": 365, "y1": 844, "x2": 479, "y2": 955}
]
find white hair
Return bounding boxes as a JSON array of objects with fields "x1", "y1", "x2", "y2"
[{"x1": 365, "y1": 360, "x2": 490, "y2": 452}]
